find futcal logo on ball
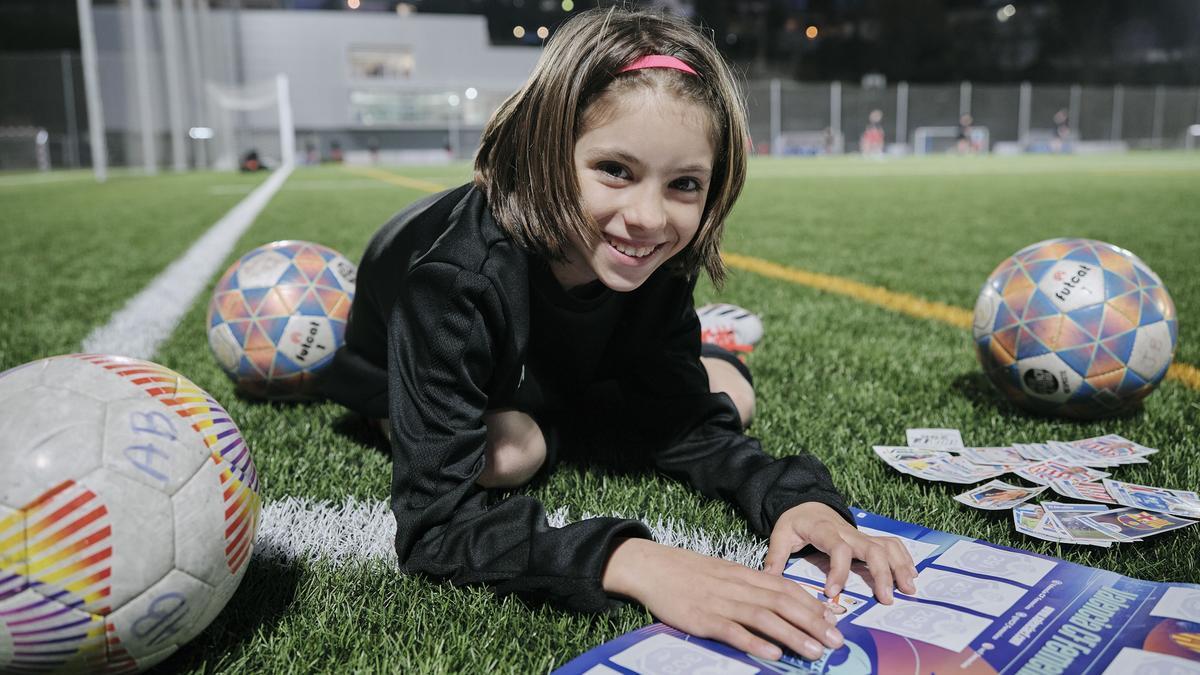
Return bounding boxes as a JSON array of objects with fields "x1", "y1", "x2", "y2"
[
  {"x1": 973, "y1": 238, "x2": 1177, "y2": 418},
  {"x1": 207, "y1": 240, "x2": 356, "y2": 400},
  {"x1": 0, "y1": 354, "x2": 259, "y2": 673}
]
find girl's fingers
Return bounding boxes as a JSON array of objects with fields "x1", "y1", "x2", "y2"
[
  {"x1": 823, "y1": 539, "x2": 854, "y2": 599},
  {"x1": 735, "y1": 565, "x2": 829, "y2": 619},
  {"x1": 727, "y1": 599, "x2": 831, "y2": 661},
  {"x1": 763, "y1": 527, "x2": 806, "y2": 575},
  {"x1": 734, "y1": 579, "x2": 841, "y2": 648},
  {"x1": 883, "y1": 539, "x2": 918, "y2": 594},
  {"x1": 709, "y1": 618, "x2": 784, "y2": 661},
  {"x1": 856, "y1": 539, "x2": 896, "y2": 604}
]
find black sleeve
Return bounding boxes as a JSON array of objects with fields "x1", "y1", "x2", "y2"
[
  {"x1": 388, "y1": 262, "x2": 651, "y2": 612},
  {"x1": 619, "y1": 277, "x2": 854, "y2": 538}
]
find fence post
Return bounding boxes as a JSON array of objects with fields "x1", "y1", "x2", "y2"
[
  {"x1": 76, "y1": 0, "x2": 107, "y2": 182},
  {"x1": 769, "y1": 78, "x2": 780, "y2": 155},
  {"x1": 830, "y1": 80, "x2": 842, "y2": 140},
  {"x1": 61, "y1": 51, "x2": 80, "y2": 168},
  {"x1": 181, "y1": 0, "x2": 208, "y2": 169},
  {"x1": 130, "y1": 0, "x2": 158, "y2": 173},
  {"x1": 1018, "y1": 81, "x2": 1031, "y2": 145},
  {"x1": 1151, "y1": 85, "x2": 1165, "y2": 149},
  {"x1": 160, "y1": 0, "x2": 188, "y2": 172},
  {"x1": 1069, "y1": 84, "x2": 1081, "y2": 140},
  {"x1": 896, "y1": 81, "x2": 908, "y2": 145},
  {"x1": 1111, "y1": 84, "x2": 1123, "y2": 142}
]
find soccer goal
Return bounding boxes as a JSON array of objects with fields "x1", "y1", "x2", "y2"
[
  {"x1": 772, "y1": 129, "x2": 844, "y2": 156},
  {"x1": 913, "y1": 126, "x2": 990, "y2": 155},
  {"x1": 205, "y1": 74, "x2": 296, "y2": 171},
  {"x1": 0, "y1": 126, "x2": 52, "y2": 171}
]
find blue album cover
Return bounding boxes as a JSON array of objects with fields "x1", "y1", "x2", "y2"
[{"x1": 555, "y1": 509, "x2": 1200, "y2": 674}]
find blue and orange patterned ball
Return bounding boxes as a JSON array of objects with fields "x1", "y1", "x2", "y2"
[
  {"x1": 973, "y1": 238, "x2": 1177, "y2": 418},
  {"x1": 206, "y1": 240, "x2": 357, "y2": 400}
]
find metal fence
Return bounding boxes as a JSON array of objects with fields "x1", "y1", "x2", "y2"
[{"x1": 3, "y1": 49, "x2": 1200, "y2": 170}]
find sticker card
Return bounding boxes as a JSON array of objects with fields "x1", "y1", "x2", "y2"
[
  {"x1": 1150, "y1": 587, "x2": 1200, "y2": 624},
  {"x1": 959, "y1": 446, "x2": 1030, "y2": 466},
  {"x1": 789, "y1": 579, "x2": 867, "y2": 623},
  {"x1": 857, "y1": 526, "x2": 941, "y2": 563},
  {"x1": 901, "y1": 567, "x2": 1028, "y2": 617},
  {"x1": 609, "y1": 633, "x2": 759, "y2": 675},
  {"x1": 1103, "y1": 479, "x2": 1200, "y2": 518},
  {"x1": 954, "y1": 480, "x2": 1045, "y2": 510},
  {"x1": 1080, "y1": 508, "x2": 1198, "y2": 541},
  {"x1": 932, "y1": 541, "x2": 1057, "y2": 586},
  {"x1": 783, "y1": 554, "x2": 875, "y2": 597},
  {"x1": 851, "y1": 597, "x2": 991, "y2": 653},
  {"x1": 1014, "y1": 460, "x2": 1110, "y2": 486},
  {"x1": 906, "y1": 428, "x2": 965, "y2": 451},
  {"x1": 1048, "y1": 479, "x2": 1118, "y2": 504}
]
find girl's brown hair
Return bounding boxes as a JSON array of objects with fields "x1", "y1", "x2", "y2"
[{"x1": 474, "y1": 6, "x2": 748, "y2": 286}]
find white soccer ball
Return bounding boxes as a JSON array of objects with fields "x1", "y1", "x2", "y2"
[{"x1": 0, "y1": 354, "x2": 261, "y2": 673}]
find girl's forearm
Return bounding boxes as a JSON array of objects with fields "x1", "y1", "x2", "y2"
[{"x1": 601, "y1": 536, "x2": 657, "y2": 599}]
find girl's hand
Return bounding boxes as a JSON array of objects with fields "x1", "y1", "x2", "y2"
[
  {"x1": 602, "y1": 538, "x2": 844, "y2": 662},
  {"x1": 761, "y1": 502, "x2": 918, "y2": 603}
]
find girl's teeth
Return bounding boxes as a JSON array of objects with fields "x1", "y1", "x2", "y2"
[{"x1": 608, "y1": 238, "x2": 655, "y2": 258}]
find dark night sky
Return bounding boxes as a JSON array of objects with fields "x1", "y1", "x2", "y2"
[{"x1": 2, "y1": 0, "x2": 1198, "y2": 85}]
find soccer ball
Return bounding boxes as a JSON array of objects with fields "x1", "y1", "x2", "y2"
[
  {"x1": 206, "y1": 240, "x2": 356, "y2": 400},
  {"x1": 973, "y1": 238, "x2": 1177, "y2": 418},
  {"x1": 0, "y1": 354, "x2": 260, "y2": 673}
]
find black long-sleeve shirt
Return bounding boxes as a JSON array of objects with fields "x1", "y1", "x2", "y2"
[{"x1": 321, "y1": 184, "x2": 852, "y2": 612}]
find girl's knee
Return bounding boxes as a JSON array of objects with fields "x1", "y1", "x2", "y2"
[
  {"x1": 478, "y1": 410, "x2": 548, "y2": 489},
  {"x1": 701, "y1": 357, "x2": 756, "y2": 428}
]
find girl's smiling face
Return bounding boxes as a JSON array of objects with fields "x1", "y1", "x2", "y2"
[{"x1": 550, "y1": 89, "x2": 715, "y2": 292}]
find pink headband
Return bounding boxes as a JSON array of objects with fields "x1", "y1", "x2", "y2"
[{"x1": 618, "y1": 54, "x2": 698, "y2": 76}]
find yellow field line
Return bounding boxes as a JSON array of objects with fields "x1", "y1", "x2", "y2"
[
  {"x1": 1168, "y1": 363, "x2": 1200, "y2": 389},
  {"x1": 723, "y1": 252, "x2": 1200, "y2": 390},
  {"x1": 340, "y1": 165, "x2": 448, "y2": 193},
  {"x1": 723, "y1": 252, "x2": 975, "y2": 329},
  {"x1": 346, "y1": 167, "x2": 1199, "y2": 391}
]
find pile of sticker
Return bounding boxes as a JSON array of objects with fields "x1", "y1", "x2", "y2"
[{"x1": 874, "y1": 429, "x2": 1200, "y2": 546}]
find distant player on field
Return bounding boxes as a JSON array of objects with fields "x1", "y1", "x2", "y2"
[{"x1": 860, "y1": 109, "x2": 885, "y2": 158}]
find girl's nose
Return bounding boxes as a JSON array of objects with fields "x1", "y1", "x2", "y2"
[{"x1": 624, "y1": 185, "x2": 668, "y2": 232}]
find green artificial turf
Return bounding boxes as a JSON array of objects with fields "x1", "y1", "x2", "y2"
[
  {"x1": 0, "y1": 170, "x2": 266, "y2": 367},
  {"x1": 1, "y1": 154, "x2": 1198, "y2": 673}
]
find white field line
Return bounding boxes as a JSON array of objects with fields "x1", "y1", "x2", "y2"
[
  {"x1": 82, "y1": 165, "x2": 293, "y2": 359},
  {"x1": 0, "y1": 172, "x2": 93, "y2": 187},
  {"x1": 254, "y1": 496, "x2": 770, "y2": 571},
  {"x1": 208, "y1": 178, "x2": 396, "y2": 195}
]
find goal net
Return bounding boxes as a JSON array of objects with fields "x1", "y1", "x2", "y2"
[
  {"x1": 0, "y1": 126, "x2": 52, "y2": 171},
  {"x1": 773, "y1": 130, "x2": 844, "y2": 156},
  {"x1": 205, "y1": 74, "x2": 295, "y2": 171},
  {"x1": 913, "y1": 126, "x2": 990, "y2": 155}
]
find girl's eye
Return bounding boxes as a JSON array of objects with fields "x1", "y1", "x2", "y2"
[
  {"x1": 598, "y1": 163, "x2": 629, "y2": 180},
  {"x1": 672, "y1": 177, "x2": 702, "y2": 193}
]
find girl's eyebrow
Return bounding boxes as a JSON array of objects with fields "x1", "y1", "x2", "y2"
[{"x1": 586, "y1": 147, "x2": 712, "y2": 176}]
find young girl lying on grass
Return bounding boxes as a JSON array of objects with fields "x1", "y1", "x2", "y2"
[{"x1": 322, "y1": 6, "x2": 916, "y2": 662}]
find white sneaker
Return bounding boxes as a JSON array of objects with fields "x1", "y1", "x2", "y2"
[{"x1": 696, "y1": 303, "x2": 763, "y2": 347}]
